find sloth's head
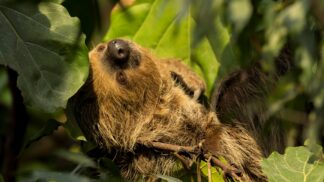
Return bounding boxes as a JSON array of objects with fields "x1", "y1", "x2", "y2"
[{"x1": 88, "y1": 39, "x2": 162, "y2": 109}]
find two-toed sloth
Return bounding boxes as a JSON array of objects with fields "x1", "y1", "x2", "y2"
[{"x1": 67, "y1": 39, "x2": 291, "y2": 181}]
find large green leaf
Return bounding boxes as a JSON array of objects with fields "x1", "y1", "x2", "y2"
[
  {"x1": 0, "y1": 2, "x2": 88, "y2": 112},
  {"x1": 261, "y1": 145, "x2": 324, "y2": 182},
  {"x1": 104, "y1": 0, "x2": 233, "y2": 95}
]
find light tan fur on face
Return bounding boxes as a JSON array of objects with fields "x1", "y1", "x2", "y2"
[{"x1": 67, "y1": 39, "x2": 267, "y2": 181}]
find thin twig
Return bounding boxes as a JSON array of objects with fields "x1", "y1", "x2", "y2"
[
  {"x1": 196, "y1": 158, "x2": 201, "y2": 182},
  {"x1": 145, "y1": 141, "x2": 199, "y2": 154},
  {"x1": 204, "y1": 154, "x2": 242, "y2": 182},
  {"x1": 173, "y1": 153, "x2": 191, "y2": 170},
  {"x1": 207, "y1": 156, "x2": 212, "y2": 182}
]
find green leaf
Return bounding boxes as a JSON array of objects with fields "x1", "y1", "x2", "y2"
[
  {"x1": 24, "y1": 119, "x2": 62, "y2": 149},
  {"x1": 29, "y1": 171, "x2": 91, "y2": 182},
  {"x1": 55, "y1": 149, "x2": 96, "y2": 168},
  {"x1": 200, "y1": 161, "x2": 225, "y2": 182},
  {"x1": 261, "y1": 146, "x2": 324, "y2": 182},
  {"x1": 304, "y1": 140, "x2": 324, "y2": 159},
  {"x1": 104, "y1": 0, "x2": 234, "y2": 95},
  {"x1": 64, "y1": 119, "x2": 86, "y2": 142},
  {"x1": 0, "y1": 2, "x2": 89, "y2": 112}
]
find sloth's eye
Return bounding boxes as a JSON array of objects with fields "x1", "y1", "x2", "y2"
[{"x1": 116, "y1": 71, "x2": 127, "y2": 85}]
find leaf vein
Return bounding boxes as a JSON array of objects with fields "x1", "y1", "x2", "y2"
[
  {"x1": 273, "y1": 158, "x2": 291, "y2": 182},
  {"x1": 25, "y1": 41, "x2": 62, "y2": 58},
  {"x1": 283, "y1": 153, "x2": 303, "y2": 174},
  {"x1": 0, "y1": 5, "x2": 75, "y2": 42},
  {"x1": 154, "y1": 14, "x2": 180, "y2": 51},
  {"x1": 0, "y1": 9, "x2": 55, "y2": 91},
  {"x1": 132, "y1": 0, "x2": 158, "y2": 40}
]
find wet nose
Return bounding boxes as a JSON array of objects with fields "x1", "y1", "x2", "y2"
[{"x1": 107, "y1": 39, "x2": 130, "y2": 62}]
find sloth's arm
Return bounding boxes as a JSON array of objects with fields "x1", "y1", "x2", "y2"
[{"x1": 161, "y1": 59, "x2": 206, "y2": 100}]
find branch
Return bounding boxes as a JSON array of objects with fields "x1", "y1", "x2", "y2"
[
  {"x1": 140, "y1": 141, "x2": 243, "y2": 181},
  {"x1": 2, "y1": 68, "x2": 29, "y2": 182},
  {"x1": 207, "y1": 156, "x2": 212, "y2": 182},
  {"x1": 144, "y1": 141, "x2": 200, "y2": 154},
  {"x1": 196, "y1": 157, "x2": 201, "y2": 182}
]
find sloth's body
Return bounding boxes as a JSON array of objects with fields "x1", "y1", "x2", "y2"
[{"x1": 67, "y1": 39, "x2": 267, "y2": 181}]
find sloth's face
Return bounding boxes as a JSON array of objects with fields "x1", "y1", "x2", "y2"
[{"x1": 89, "y1": 39, "x2": 162, "y2": 107}]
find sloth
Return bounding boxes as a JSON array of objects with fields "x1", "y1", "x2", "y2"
[{"x1": 66, "y1": 39, "x2": 290, "y2": 181}]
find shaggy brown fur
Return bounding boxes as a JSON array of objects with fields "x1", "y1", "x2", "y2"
[{"x1": 67, "y1": 39, "x2": 266, "y2": 181}]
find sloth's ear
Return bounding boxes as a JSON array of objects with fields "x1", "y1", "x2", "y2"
[{"x1": 161, "y1": 59, "x2": 206, "y2": 101}]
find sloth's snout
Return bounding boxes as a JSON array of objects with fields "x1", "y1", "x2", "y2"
[{"x1": 106, "y1": 39, "x2": 130, "y2": 63}]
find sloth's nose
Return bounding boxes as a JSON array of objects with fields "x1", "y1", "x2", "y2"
[{"x1": 107, "y1": 39, "x2": 130, "y2": 62}]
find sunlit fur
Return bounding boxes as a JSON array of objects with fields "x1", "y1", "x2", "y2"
[{"x1": 67, "y1": 40, "x2": 267, "y2": 181}]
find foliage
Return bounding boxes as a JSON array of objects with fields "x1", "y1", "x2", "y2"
[
  {"x1": 200, "y1": 161, "x2": 225, "y2": 182},
  {"x1": 262, "y1": 142, "x2": 324, "y2": 182},
  {"x1": 0, "y1": 0, "x2": 88, "y2": 112},
  {"x1": 0, "y1": 0, "x2": 324, "y2": 181}
]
